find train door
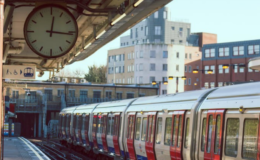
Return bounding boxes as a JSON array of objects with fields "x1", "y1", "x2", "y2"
[
  {"x1": 81, "y1": 114, "x2": 90, "y2": 146},
  {"x1": 126, "y1": 114, "x2": 136, "y2": 160},
  {"x1": 72, "y1": 114, "x2": 77, "y2": 142},
  {"x1": 62, "y1": 115, "x2": 66, "y2": 139},
  {"x1": 155, "y1": 112, "x2": 172, "y2": 160},
  {"x1": 107, "y1": 113, "x2": 114, "y2": 154},
  {"x1": 182, "y1": 111, "x2": 191, "y2": 160},
  {"x1": 101, "y1": 114, "x2": 109, "y2": 152},
  {"x1": 96, "y1": 113, "x2": 104, "y2": 150},
  {"x1": 76, "y1": 114, "x2": 83, "y2": 144},
  {"x1": 198, "y1": 110, "x2": 207, "y2": 160},
  {"x1": 92, "y1": 114, "x2": 98, "y2": 148},
  {"x1": 170, "y1": 111, "x2": 186, "y2": 160},
  {"x1": 65, "y1": 114, "x2": 71, "y2": 140},
  {"x1": 113, "y1": 114, "x2": 121, "y2": 156},
  {"x1": 204, "y1": 110, "x2": 225, "y2": 160},
  {"x1": 145, "y1": 113, "x2": 157, "y2": 160}
]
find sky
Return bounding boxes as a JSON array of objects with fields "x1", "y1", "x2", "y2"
[{"x1": 37, "y1": 0, "x2": 260, "y2": 80}]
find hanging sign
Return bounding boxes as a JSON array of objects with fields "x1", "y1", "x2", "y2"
[{"x1": 3, "y1": 65, "x2": 36, "y2": 79}]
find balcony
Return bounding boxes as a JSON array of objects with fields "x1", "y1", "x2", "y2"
[
  {"x1": 9, "y1": 99, "x2": 42, "y2": 113},
  {"x1": 248, "y1": 57, "x2": 260, "y2": 71}
]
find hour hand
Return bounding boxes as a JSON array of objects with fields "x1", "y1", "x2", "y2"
[{"x1": 46, "y1": 30, "x2": 73, "y2": 35}]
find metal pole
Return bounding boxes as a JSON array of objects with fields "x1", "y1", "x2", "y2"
[
  {"x1": 176, "y1": 77, "x2": 179, "y2": 93},
  {"x1": 0, "y1": 0, "x2": 4, "y2": 158}
]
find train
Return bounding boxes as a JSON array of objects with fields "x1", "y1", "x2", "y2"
[{"x1": 58, "y1": 82, "x2": 260, "y2": 160}]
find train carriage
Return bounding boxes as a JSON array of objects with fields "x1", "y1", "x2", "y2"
[{"x1": 91, "y1": 99, "x2": 137, "y2": 159}]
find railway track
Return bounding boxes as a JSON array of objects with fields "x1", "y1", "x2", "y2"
[{"x1": 29, "y1": 139, "x2": 93, "y2": 160}]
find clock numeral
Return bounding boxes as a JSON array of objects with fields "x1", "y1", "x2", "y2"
[
  {"x1": 50, "y1": 49, "x2": 52, "y2": 56},
  {"x1": 32, "y1": 40, "x2": 37, "y2": 43},
  {"x1": 40, "y1": 12, "x2": 43, "y2": 17},
  {"x1": 32, "y1": 20, "x2": 37, "y2": 24},
  {"x1": 60, "y1": 12, "x2": 63, "y2": 17},
  {"x1": 66, "y1": 20, "x2": 71, "y2": 24},
  {"x1": 40, "y1": 46, "x2": 43, "y2": 51},
  {"x1": 59, "y1": 47, "x2": 63, "y2": 52},
  {"x1": 66, "y1": 40, "x2": 71, "y2": 44}
]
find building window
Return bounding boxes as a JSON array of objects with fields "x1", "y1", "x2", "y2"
[
  {"x1": 135, "y1": 28, "x2": 138, "y2": 38},
  {"x1": 205, "y1": 48, "x2": 215, "y2": 58},
  {"x1": 150, "y1": 76, "x2": 155, "y2": 83},
  {"x1": 150, "y1": 51, "x2": 156, "y2": 58},
  {"x1": 139, "y1": 76, "x2": 143, "y2": 84},
  {"x1": 162, "y1": 90, "x2": 167, "y2": 95},
  {"x1": 233, "y1": 46, "x2": 244, "y2": 56},
  {"x1": 210, "y1": 82, "x2": 215, "y2": 88},
  {"x1": 163, "y1": 64, "x2": 167, "y2": 71},
  {"x1": 12, "y1": 91, "x2": 19, "y2": 99},
  {"x1": 218, "y1": 65, "x2": 223, "y2": 74},
  {"x1": 218, "y1": 82, "x2": 223, "y2": 87},
  {"x1": 163, "y1": 11, "x2": 167, "y2": 19},
  {"x1": 155, "y1": 26, "x2": 161, "y2": 35},
  {"x1": 210, "y1": 65, "x2": 215, "y2": 74},
  {"x1": 132, "y1": 65, "x2": 134, "y2": 72},
  {"x1": 185, "y1": 53, "x2": 188, "y2": 59},
  {"x1": 219, "y1": 47, "x2": 229, "y2": 57},
  {"x1": 80, "y1": 90, "x2": 88, "y2": 101},
  {"x1": 127, "y1": 93, "x2": 134, "y2": 99},
  {"x1": 58, "y1": 89, "x2": 64, "y2": 97},
  {"x1": 69, "y1": 90, "x2": 75, "y2": 98},
  {"x1": 179, "y1": 28, "x2": 183, "y2": 32},
  {"x1": 189, "y1": 54, "x2": 192, "y2": 59},
  {"x1": 136, "y1": 64, "x2": 138, "y2": 71},
  {"x1": 179, "y1": 40, "x2": 183, "y2": 44},
  {"x1": 205, "y1": 66, "x2": 209, "y2": 74},
  {"x1": 139, "y1": 64, "x2": 143, "y2": 71},
  {"x1": 145, "y1": 26, "x2": 148, "y2": 36},
  {"x1": 177, "y1": 52, "x2": 179, "y2": 58},
  {"x1": 130, "y1": 29, "x2": 133, "y2": 39},
  {"x1": 188, "y1": 78, "x2": 191, "y2": 85},
  {"x1": 162, "y1": 77, "x2": 167, "y2": 82},
  {"x1": 116, "y1": 92, "x2": 122, "y2": 100},
  {"x1": 106, "y1": 91, "x2": 112, "y2": 99},
  {"x1": 204, "y1": 82, "x2": 209, "y2": 89},
  {"x1": 25, "y1": 91, "x2": 36, "y2": 103},
  {"x1": 171, "y1": 39, "x2": 174, "y2": 44},
  {"x1": 184, "y1": 80, "x2": 187, "y2": 85},
  {"x1": 150, "y1": 63, "x2": 156, "y2": 71},
  {"x1": 185, "y1": 66, "x2": 187, "y2": 72},
  {"x1": 188, "y1": 66, "x2": 192, "y2": 72},
  {"x1": 248, "y1": 45, "x2": 260, "y2": 55},
  {"x1": 140, "y1": 51, "x2": 143, "y2": 58},
  {"x1": 172, "y1": 26, "x2": 175, "y2": 30},
  {"x1": 239, "y1": 66, "x2": 244, "y2": 73},
  {"x1": 187, "y1": 28, "x2": 190, "y2": 36},
  {"x1": 93, "y1": 91, "x2": 101, "y2": 102},
  {"x1": 163, "y1": 51, "x2": 168, "y2": 58},
  {"x1": 44, "y1": 90, "x2": 53, "y2": 101},
  {"x1": 176, "y1": 65, "x2": 179, "y2": 71},
  {"x1": 154, "y1": 11, "x2": 158, "y2": 18},
  {"x1": 248, "y1": 67, "x2": 253, "y2": 72}
]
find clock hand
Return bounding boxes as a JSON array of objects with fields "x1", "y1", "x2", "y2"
[
  {"x1": 50, "y1": 16, "x2": 54, "y2": 37},
  {"x1": 46, "y1": 30, "x2": 73, "y2": 35}
]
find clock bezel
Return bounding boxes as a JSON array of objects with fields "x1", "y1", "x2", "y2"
[{"x1": 23, "y1": 4, "x2": 78, "y2": 59}]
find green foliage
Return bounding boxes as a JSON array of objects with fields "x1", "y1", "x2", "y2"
[{"x1": 84, "y1": 64, "x2": 107, "y2": 83}]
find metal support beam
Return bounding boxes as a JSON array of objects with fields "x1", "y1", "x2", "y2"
[{"x1": 3, "y1": 4, "x2": 14, "y2": 33}]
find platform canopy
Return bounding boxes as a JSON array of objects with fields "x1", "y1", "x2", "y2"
[{"x1": 3, "y1": 0, "x2": 172, "y2": 77}]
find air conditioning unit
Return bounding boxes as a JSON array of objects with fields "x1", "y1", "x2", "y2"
[
  {"x1": 55, "y1": 77, "x2": 60, "y2": 81},
  {"x1": 62, "y1": 78, "x2": 67, "y2": 82},
  {"x1": 71, "y1": 79, "x2": 76, "y2": 83},
  {"x1": 80, "y1": 79, "x2": 86, "y2": 83}
]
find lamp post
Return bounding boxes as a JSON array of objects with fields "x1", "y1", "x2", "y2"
[
  {"x1": 192, "y1": 69, "x2": 213, "y2": 89},
  {"x1": 152, "y1": 81, "x2": 168, "y2": 95},
  {"x1": 168, "y1": 76, "x2": 187, "y2": 93},
  {"x1": 222, "y1": 63, "x2": 247, "y2": 84}
]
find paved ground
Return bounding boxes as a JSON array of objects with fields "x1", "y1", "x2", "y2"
[{"x1": 3, "y1": 137, "x2": 50, "y2": 160}]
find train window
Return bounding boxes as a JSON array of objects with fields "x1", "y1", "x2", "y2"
[
  {"x1": 206, "y1": 115, "x2": 213, "y2": 153},
  {"x1": 97, "y1": 116, "x2": 102, "y2": 134},
  {"x1": 73, "y1": 115, "x2": 77, "y2": 130},
  {"x1": 141, "y1": 118, "x2": 147, "y2": 141},
  {"x1": 156, "y1": 117, "x2": 162, "y2": 144},
  {"x1": 111, "y1": 117, "x2": 115, "y2": 135},
  {"x1": 164, "y1": 117, "x2": 172, "y2": 145},
  {"x1": 201, "y1": 118, "x2": 206, "y2": 151},
  {"x1": 130, "y1": 117, "x2": 135, "y2": 139},
  {"x1": 85, "y1": 115, "x2": 89, "y2": 132},
  {"x1": 225, "y1": 118, "x2": 239, "y2": 157},
  {"x1": 102, "y1": 116, "x2": 107, "y2": 134},
  {"x1": 214, "y1": 115, "x2": 221, "y2": 154},
  {"x1": 149, "y1": 116, "x2": 155, "y2": 142},
  {"x1": 107, "y1": 117, "x2": 112, "y2": 135},
  {"x1": 114, "y1": 116, "x2": 120, "y2": 136},
  {"x1": 242, "y1": 119, "x2": 258, "y2": 159},
  {"x1": 127, "y1": 117, "x2": 131, "y2": 138},
  {"x1": 172, "y1": 115, "x2": 178, "y2": 146},
  {"x1": 177, "y1": 115, "x2": 183, "y2": 147},
  {"x1": 135, "y1": 117, "x2": 141, "y2": 140},
  {"x1": 92, "y1": 115, "x2": 97, "y2": 133},
  {"x1": 184, "y1": 118, "x2": 190, "y2": 148}
]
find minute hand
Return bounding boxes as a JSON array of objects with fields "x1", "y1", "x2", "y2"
[{"x1": 46, "y1": 30, "x2": 73, "y2": 35}]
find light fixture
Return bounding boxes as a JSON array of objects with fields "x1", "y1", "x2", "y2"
[
  {"x1": 96, "y1": 30, "x2": 106, "y2": 39},
  {"x1": 239, "y1": 106, "x2": 244, "y2": 114},
  {"x1": 222, "y1": 64, "x2": 229, "y2": 69},
  {"x1": 152, "y1": 81, "x2": 157, "y2": 85},
  {"x1": 111, "y1": 13, "x2": 126, "y2": 26},
  {"x1": 181, "y1": 76, "x2": 187, "y2": 80},
  {"x1": 168, "y1": 76, "x2": 173, "y2": 80},
  {"x1": 163, "y1": 81, "x2": 168, "y2": 85},
  {"x1": 192, "y1": 69, "x2": 199, "y2": 74},
  {"x1": 194, "y1": 82, "x2": 197, "y2": 86},
  {"x1": 133, "y1": 0, "x2": 144, "y2": 7},
  {"x1": 84, "y1": 43, "x2": 92, "y2": 50},
  {"x1": 75, "y1": 51, "x2": 81, "y2": 57},
  {"x1": 207, "y1": 70, "x2": 213, "y2": 74},
  {"x1": 68, "y1": 58, "x2": 73, "y2": 63},
  {"x1": 239, "y1": 63, "x2": 246, "y2": 68}
]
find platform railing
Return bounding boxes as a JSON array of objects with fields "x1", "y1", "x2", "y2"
[{"x1": 9, "y1": 98, "x2": 42, "y2": 113}]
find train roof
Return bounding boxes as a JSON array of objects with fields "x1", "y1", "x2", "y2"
[
  {"x1": 92, "y1": 99, "x2": 137, "y2": 113},
  {"x1": 60, "y1": 106, "x2": 78, "y2": 114},
  {"x1": 200, "y1": 82, "x2": 260, "y2": 110},
  {"x1": 73, "y1": 103, "x2": 99, "y2": 114},
  {"x1": 126, "y1": 89, "x2": 214, "y2": 112}
]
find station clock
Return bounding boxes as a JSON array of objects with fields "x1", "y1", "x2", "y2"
[{"x1": 24, "y1": 4, "x2": 78, "y2": 58}]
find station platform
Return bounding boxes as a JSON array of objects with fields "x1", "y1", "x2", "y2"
[{"x1": 4, "y1": 137, "x2": 50, "y2": 160}]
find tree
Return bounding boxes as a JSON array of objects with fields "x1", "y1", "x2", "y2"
[
  {"x1": 55, "y1": 69, "x2": 72, "y2": 77},
  {"x1": 84, "y1": 65, "x2": 107, "y2": 83},
  {"x1": 73, "y1": 69, "x2": 85, "y2": 77}
]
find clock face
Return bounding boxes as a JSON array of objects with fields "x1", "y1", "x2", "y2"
[{"x1": 24, "y1": 4, "x2": 78, "y2": 58}]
